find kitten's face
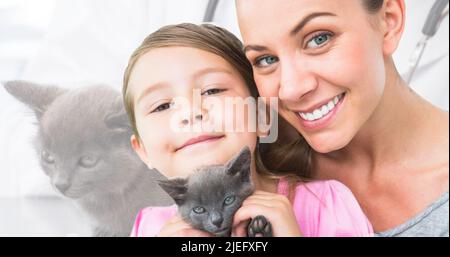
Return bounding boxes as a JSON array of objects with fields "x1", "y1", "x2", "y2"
[
  {"x1": 36, "y1": 88, "x2": 134, "y2": 199},
  {"x1": 159, "y1": 147, "x2": 254, "y2": 236},
  {"x1": 4, "y1": 81, "x2": 135, "y2": 199},
  {"x1": 38, "y1": 135, "x2": 126, "y2": 199}
]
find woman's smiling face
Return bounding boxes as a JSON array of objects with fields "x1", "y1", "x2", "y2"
[
  {"x1": 236, "y1": 0, "x2": 388, "y2": 153},
  {"x1": 128, "y1": 46, "x2": 257, "y2": 178}
]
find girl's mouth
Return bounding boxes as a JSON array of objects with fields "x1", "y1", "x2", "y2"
[
  {"x1": 295, "y1": 92, "x2": 346, "y2": 131},
  {"x1": 176, "y1": 134, "x2": 225, "y2": 151}
]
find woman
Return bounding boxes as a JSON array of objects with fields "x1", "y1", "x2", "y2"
[{"x1": 235, "y1": 0, "x2": 449, "y2": 236}]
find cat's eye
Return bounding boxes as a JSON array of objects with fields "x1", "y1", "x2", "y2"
[
  {"x1": 41, "y1": 150, "x2": 55, "y2": 164},
  {"x1": 193, "y1": 206, "x2": 206, "y2": 214},
  {"x1": 79, "y1": 155, "x2": 99, "y2": 168},
  {"x1": 224, "y1": 195, "x2": 235, "y2": 205}
]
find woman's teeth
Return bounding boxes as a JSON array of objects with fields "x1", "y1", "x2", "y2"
[{"x1": 299, "y1": 94, "x2": 343, "y2": 121}]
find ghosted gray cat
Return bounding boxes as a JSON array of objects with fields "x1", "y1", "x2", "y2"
[
  {"x1": 159, "y1": 147, "x2": 272, "y2": 237},
  {"x1": 4, "y1": 80, "x2": 173, "y2": 236}
]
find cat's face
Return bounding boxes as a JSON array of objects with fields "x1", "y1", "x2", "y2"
[
  {"x1": 159, "y1": 147, "x2": 254, "y2": 236},
  {"x1": 5, "y1": 81, "x2": 136, "y2": 199},
  {"x1": 37, "y1": 130, "x2": 131, "y2": 199}
]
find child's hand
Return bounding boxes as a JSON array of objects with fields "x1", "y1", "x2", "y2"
[
  {"x1": 157, "y1": 214, "x2": 213, "y2": 237},
  {"x1": 231, "y1": 190, "x2": 302, "y2": 237}
]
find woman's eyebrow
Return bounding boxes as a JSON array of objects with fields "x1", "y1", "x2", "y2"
[
  {"x1": 243, "y1": 45, "x2": 268, "y2": 54},
  {"x1": 290, "y1": 12, "x2": 337, "y2": 36},
  {"x1": 243, "y1": 12, "x2": 337, "y2": 53}
]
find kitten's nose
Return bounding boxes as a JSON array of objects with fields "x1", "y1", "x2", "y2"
[
  {"x1": 211, "y1": 212, "x2": 223, "y2": 228},
  {"x1": 55, "y1": 181, "x2": 70, "y2": 193}
]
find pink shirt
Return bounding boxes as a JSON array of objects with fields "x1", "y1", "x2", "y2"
[{"x1": 130, "y1": 179, "x2": 374, "y2": 237}]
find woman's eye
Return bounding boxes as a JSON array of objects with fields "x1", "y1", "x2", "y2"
[
  {"x1": 224, "y1": 195, "x2": 235, "y2": 205},
  {"x1": 151, "y1": 102, "x2": 172, "y2": 113},
  {"x1": 202, "y1": 88, "x2": 226, "y2": 96},
  {"x1": 193, "y1": 206, "x2": 206, "y2": 214},
  {"x1": 306, "y1": 32, "x2": 333, "y2": 49},
  {"x1": 254, "y1": 55, "x2": 279, "y2": 68}
]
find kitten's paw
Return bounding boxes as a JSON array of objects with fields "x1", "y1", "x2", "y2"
[{"x1": 247, "y1": 215, "x2": 272, "y2": 237}]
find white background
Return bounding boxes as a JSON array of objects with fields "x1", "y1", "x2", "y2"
[{"x1": 0, "y1": 0, "x2": 448, "y2": 236}]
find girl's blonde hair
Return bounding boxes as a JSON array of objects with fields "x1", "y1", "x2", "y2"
[{"x1": 122, "y1": 23, "x2": 313, "y2": 200}]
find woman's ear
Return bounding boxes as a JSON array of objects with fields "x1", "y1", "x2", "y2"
[
  {"x1": 131, "y1": 134, "x2": 154, "y2": 169},
  {"x1": 381, "y1": 0, "x2": 406, "y2": 56}
]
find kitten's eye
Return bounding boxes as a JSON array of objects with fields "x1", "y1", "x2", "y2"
[
  {"x1": 41, "y1": 150, "x2": 55, "y2": 164},
  {"x1": 79, "y1": 155, "x2": 99, "y2": 168},
  {"x1": 193, "y1": 206, "x2": 206, "y2": 214},
  {"x1": 224, "y1": 195, "x2": 235, "y2": 205}
]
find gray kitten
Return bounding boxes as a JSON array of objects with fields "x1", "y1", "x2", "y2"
[
  {"x1": 158, "y1": 147, "x2": 272, "y2": 237},
  {"x1": 3, "y1": 80, "x2": 173, "y2": 237}
]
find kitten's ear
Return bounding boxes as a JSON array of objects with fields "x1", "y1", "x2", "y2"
[
  {"x1": 3, "y1": 80, "x2": 66, "y2": 120},
  {"x1": 158, "y1": 178, "x2": 188, "y2": 205},
  {"x1": 104, "y1": 96, "x2": 133, "y2": 133},
  {"x1": 225, "y1": 146, "x2": 252, "y2": 179}
]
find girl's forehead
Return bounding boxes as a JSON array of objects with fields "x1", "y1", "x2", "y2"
[
  {"x1": 132, "y1": 47, "x2": 236, "y2": 83},
  {"x1": 130, "y1": 47, "x2": 248, "y2": 99}
]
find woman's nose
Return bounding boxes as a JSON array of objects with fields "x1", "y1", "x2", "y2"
[{"x1": 278, "y1": 60, "x2": 318, "y2": 103}]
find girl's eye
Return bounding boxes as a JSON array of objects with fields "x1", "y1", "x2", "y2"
[
  {"x1": 151, "y1": 102, "x2": 172, "y2": 113},
  {"x1": 224, "y1": 195, "x2": 235, "y2": 206},
  {"x1": 202, "y1": 88, "x2": 226, "y2": 96},
  {"x1": 193, "y1": 206, "x2": 206, "y2": 214},
  {"x1": 306, "y1": 32, "x2": 333, "y2": 49},
  {"x1": 254, "y1": 55, "x2": 279, "y2": 68}
]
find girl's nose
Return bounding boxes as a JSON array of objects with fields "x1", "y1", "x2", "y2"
[
  {"x1": 279, "y1": 60, "x2": 318, "y2": 103},
  {"x1": 180, "y1": 113, "x2": 203, "y2": 125},
  {"x1": 180, "y1": 107, "x2": 207, "y2": 126}
]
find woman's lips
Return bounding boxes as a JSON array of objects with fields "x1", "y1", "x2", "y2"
[
  {"x1": 176, "y1": 135, "x2": 225, "y2": 151},
  {"x1": 295, "y1": 93, "x2": 346, "y2": 131}
]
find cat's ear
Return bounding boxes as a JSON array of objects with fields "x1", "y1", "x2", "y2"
[
  {"x1": 225, "y1": 146, "x2": 252, "y2": 179},
  {"x1": 158, "y1": 178, "x2": 188, "y2": 205},
  {"x1": 104, "y1": 96, "x2": 133, "y2": 133},
  {"x1": 3, "y1": 80, "x2": 67, "y2": 120}
]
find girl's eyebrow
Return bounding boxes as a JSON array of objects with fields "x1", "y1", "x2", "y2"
[
  {"x1": 136, "y1": 82, "x2": 168, "y2": 105},
  {"x1": 135, "y1": 68, "x2": 233, "y2": 104},
  {"x1": 193, "y1": 67, "x2": 233, "y2": 79}
]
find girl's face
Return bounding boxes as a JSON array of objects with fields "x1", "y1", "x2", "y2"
[
  {"x1": 129, "y1": 46, "x2": 257, "y2": 178},
  {"x1": 237, "y1": 0, "x2": 388, "y2": 153}
]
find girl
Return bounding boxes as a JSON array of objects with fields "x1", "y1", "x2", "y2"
[
  {"x1": 122, "y1": 23, "x2": 373, "y2": 237},
  {"x1": 235, "y1": 0, "x2": 449, "y2": 236}
]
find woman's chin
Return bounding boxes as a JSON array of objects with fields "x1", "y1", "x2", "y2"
[{"x1": 306, "y1": 134, "x2": 352, "y2": 154}]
